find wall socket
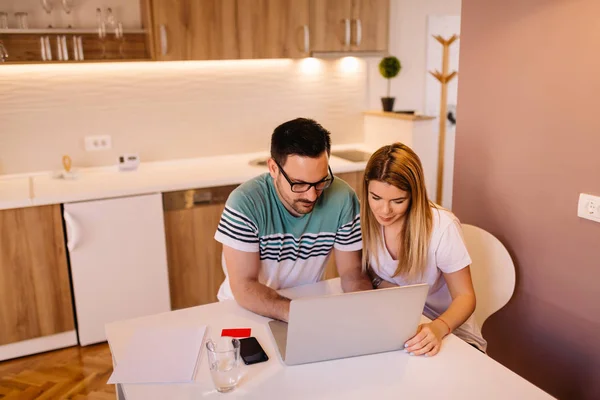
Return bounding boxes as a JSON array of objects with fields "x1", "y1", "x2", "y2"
[
  {"x1": 84, "y1": 135, "x2": 112, "y2": 152},
  {"x1": 577, "y1": 193, "x2": 600, "y2": 223}
]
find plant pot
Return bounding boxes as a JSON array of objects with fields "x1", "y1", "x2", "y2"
[{"x1": 381, "y1": 97, "x2": 395, "y2": 112}]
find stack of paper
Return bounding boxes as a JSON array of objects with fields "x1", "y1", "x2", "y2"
[{"x1": 108, "y1": 326, "x2": 207, "y2": 384}]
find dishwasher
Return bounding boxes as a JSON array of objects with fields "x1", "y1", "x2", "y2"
[{"x1": 63, "y1": 193, "x2": 172, "y2": 346}]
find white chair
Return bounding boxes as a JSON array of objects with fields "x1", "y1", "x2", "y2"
[{"x1": 461, "y1": 224, "x2": 516, "y2": 328}]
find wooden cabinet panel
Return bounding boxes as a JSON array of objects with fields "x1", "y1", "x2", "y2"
[
  {"x1": 163, "y1": 186, "x2": 237, "y2": 310},
  {"x1": 0, "y1": 205, "x2": 74, "y2": 346},
  {"x1": 310, "y1": 0, "x2": 353, "y2": 52},
  {"x1": 188, "y1": 0, "x2": 239, "y2": 60},
  {"x1": 150, "y1": 0, "x2": 189, "y2": 61},
  {"x1": 151, "y1": 0, "x2": 238, "y2": 61},
  {"x1": 351, "y1": 0, "x2": 389, "y2": 52},
  {"x1": 237, "y1": 0, "x2": 310, "y2": 59}
]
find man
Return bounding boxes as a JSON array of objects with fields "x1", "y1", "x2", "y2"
[{"x1": 214, "y1": 118, "x2": 371, "y2": 321}]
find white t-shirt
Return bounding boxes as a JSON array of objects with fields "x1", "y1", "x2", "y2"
[{"x1": 370, "y1": 207, "x2": 487, "y2": 352}]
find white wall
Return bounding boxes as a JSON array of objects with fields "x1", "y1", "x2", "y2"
[
  {"x1": 0, "y1": 58, "x2": 367, "y2": 175},
  {"x1": 367, "y1": 0, "x2": 462, "y2": 112}
]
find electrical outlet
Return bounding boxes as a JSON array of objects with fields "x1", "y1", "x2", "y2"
[
  {"x1": 577, "y1": 193, "x2": 600, "y2": 223},
  {"x1": 84, "y1": 135, "x2": 112, "y2": 152}
]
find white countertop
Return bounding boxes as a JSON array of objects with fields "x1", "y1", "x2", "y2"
[
  {"x1": 0, "y1": 175, "x2": 33, "y2": 209},
  {"x1": 0, "y1": 144, "x2": 372, "y2": 211}
]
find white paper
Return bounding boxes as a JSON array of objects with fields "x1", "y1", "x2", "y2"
[{"x1": 108, "y1": 326, "x2": 207, "y2": 384}]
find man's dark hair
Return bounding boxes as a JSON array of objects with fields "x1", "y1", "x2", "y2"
[{"x1": 270, "y1": 118, "x2": 332, "y2": 166}]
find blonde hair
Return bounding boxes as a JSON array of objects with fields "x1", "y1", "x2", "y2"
[{"x1": 360, "y1": 143, "x2": 434, "y2": 281}]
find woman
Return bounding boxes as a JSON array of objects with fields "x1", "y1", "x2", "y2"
[{"x1": 361, "y1": 143, "x2": 486, "y2": 356}]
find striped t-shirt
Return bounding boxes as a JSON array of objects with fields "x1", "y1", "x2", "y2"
[{"x1": 214, "y1": 173, "x2": 362, "y2": 300}]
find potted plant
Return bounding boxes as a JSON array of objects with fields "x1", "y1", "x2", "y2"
[{"x1": 379, "y1": 56, "x2": 401, "y2": 112}]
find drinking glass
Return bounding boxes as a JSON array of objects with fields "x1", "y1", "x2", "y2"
[
  {"x1": 15, "y1": 12, "x2": 28, "y2": 29},
  {"x1": 0, "y1": 12, "x2": 8, "y2": 29},
  {"x1": 206, "y1": 337, "x2": 242, "y2": 393}
]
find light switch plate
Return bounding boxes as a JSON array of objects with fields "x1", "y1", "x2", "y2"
[{"x1": 577, "y1": 193, "x2": 600, "y2": 223}]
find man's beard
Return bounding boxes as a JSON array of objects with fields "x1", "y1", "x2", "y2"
[{"x1": 291, "y1": 199, "x2": 316, "y2": 215}]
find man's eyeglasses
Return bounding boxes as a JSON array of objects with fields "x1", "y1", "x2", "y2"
[{"x1": 275, "y1": 161, "x2": 334, "y2": 193}]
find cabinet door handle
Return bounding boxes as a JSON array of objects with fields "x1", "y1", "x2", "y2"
[
  {"x1": 344, "y1": 18, "x2": 351, "y2": 46},
  {"x1": 355, "y1": 18, "x2": 362, "y2": 46},
  {"x1": 63, "y1": 210, "x2": 81, "y2": 252},
  {"x1": 160, "y1": 24, "x2": 168, "y2": 56},
  {"x1": 303, "y1": 25, "x2": 310, "y2": 54}
]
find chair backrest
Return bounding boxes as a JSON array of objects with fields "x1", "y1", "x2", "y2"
[{"x1": 461, "y1": 224, "x2": 516, "y2": 328}]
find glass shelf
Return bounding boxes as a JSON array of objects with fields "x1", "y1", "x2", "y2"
[{"x1": 0, "y1": 28, "x2": 145, "y2": 35}]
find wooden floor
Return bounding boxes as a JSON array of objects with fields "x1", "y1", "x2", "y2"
[{"x1": 0, "y1": 343, "x2": 115, "y2": 400}]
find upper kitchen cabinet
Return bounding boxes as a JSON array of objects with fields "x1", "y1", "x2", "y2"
[
  {"x1": 151, "y1": 0, "x2": 239, "y2": 61},
  {"x1": 309, "y1": 0, "x2": 353, "y2": 53},
  {"x1": 151, "y1": 0, "x2": 310, "y2": 60},
  {"x1": 0, "y1": 205, "x2": 77, "y2": 360},
  {"x1": 351, "y1": 0, "x2": 389, "y2": 52},
  {"x1": 237, "y1": 0, "x2": 310, "y2": 59},
  {"x1": 310, "y1": 0, "x2": 389, "y2": 53}
]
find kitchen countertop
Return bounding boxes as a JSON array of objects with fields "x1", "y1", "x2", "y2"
[
  {"x1": 0, "y1": 144, "x2": 373, "y2": 211},
  {"x1": 0, "y1": 175, "x2": 33, "y2": 209}
]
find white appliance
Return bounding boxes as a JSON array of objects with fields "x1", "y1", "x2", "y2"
[{"x1": 64, "y1": 193, "x2": 171, "y2": 346}]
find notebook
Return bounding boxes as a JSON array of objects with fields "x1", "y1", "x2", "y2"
[{"x1": 108, "y1": 326, "x2": 207, "y2": 384}]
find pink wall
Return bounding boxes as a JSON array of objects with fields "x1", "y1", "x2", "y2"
[{"x1": 454, "y1": 0, "x2": 600, "y2": 399}]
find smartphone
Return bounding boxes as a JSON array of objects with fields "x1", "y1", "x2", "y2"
[{"x1": 239, "y1": 336, "x2": 269, "y2": 365}]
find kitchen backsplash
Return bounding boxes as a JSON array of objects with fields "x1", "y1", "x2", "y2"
[{"x1": 0, "y1": 58, "x2": 367, "y2": 175}]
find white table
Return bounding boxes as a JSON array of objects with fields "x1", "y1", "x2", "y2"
[{"x1": 106, "y1": 279, "x2": 554, "y2": 400}]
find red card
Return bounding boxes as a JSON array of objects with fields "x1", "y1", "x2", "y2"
[{"x1": 221, "y1": 328, "x2": 251, "y2": 338}]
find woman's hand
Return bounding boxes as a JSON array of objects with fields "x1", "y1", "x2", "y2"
[{"x1": 403, "y1": 319, "x2": 449, "y2": 357}]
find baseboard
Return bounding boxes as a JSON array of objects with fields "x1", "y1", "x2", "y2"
[{"x1": 0, "y1": 330, "x2": 78, "y2": 361}]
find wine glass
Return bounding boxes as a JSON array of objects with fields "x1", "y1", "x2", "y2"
[
  {"x1": 61, "y1": 0, "x2": 75, "y2": 28},
  {"x1": 96, "y1": 8, "x2": 106, "y2": 58},
  {"x1": 0, "y1": 12, "x2": 8, "y2": 29},
  {"x1": 40, "y1": 0, "x2": 53, "y2": 28}
]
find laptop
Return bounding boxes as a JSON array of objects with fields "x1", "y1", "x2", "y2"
[{"x1": 268, "y1": 283, "x2": 429, "y2": 366}]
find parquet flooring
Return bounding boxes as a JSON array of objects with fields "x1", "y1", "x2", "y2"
[{"x1": 0, "y1": 343, "x2": 115, "y2": 400}]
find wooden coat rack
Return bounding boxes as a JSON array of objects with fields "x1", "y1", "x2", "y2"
[{"x1": 429, "y1": 34, "x2": 459, "y2": 205}]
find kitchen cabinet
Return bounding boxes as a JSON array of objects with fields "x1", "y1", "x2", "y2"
[
  {"x1": 151, "y1": 0, "x2": 310, "y2": 61},
  {"x1": 64, "y1": 193, "x2": 171, "y2": 346},
  {"x1": 237, "y1": 0, "x2": 311, "y2": 59},
  {"x1": 350, "y1": 0, "x2": 389, "y2": 52},
  {"x1": 162, "y1": 185, "x2": 236, "y2": 310},
  {"x1": 0, "y1": 205, "x2": 77, "y2": 361},
  {"x1": 150, "y1": 0, "x2": 239, "y2": 61},
  {"x1": 322, "y1": 170, "x2": 365, "y2": 280},
  {"x1": 310, "y1": 0, "x2": 389, "y2": 53}
]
